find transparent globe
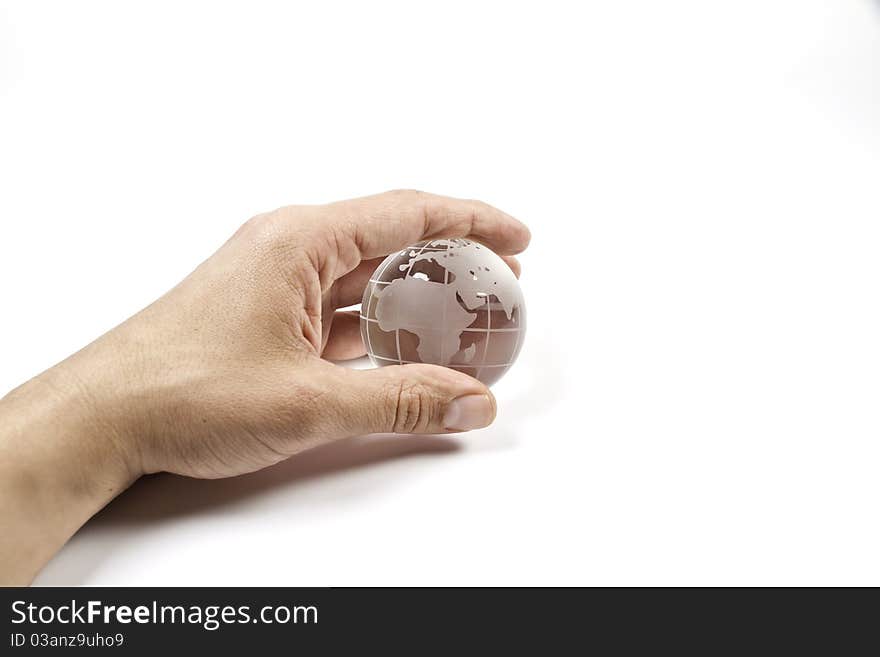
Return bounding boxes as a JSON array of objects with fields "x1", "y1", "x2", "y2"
[{"x1": 360, "y1": 238, "x2": 526, "y2": 386}]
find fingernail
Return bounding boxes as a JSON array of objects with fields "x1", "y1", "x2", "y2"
[{"x1": 444, "y1": 394, "x2": 494, "y2": 431}]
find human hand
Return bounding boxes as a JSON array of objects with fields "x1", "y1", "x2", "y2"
[
  {"x1": 82, "y1": 189, "x2": 530, "y2": 479},
  {"x1": 0, "y1": 190, "x2": 529, "y2": 583}
]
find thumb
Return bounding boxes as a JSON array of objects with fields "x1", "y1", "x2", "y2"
[{"x1": 332, "y1": 364, "x2": 497, "y2": 435}]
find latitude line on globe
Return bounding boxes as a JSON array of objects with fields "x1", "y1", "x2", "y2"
[
  {"x1": 369, "y1": 354, "x2": 515, "y2": 368},
  {"x1": 358, "y1": 315, "x2": 520, "y2": 333}
]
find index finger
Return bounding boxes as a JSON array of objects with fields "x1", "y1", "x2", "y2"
[{"x1": 324, "y1": 189, "x2": 531, "y2": 260}]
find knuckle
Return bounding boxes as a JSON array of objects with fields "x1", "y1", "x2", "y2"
[
  {"x1": 385, "y1": 188, "x2": 424, "y2": 198},
  {"x1": 388, "y1": 377, "x2": 436, "y2": 433},
  {"x1": 235, "y1": 211, "x2": 285, "y2": 250},
  {"x1": 232, "y1": 212, "x2": 269, "y2": 241}
]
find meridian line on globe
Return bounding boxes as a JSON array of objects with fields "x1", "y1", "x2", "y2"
[
  {"x1": 395, "y1": 240, "x2": 434, "y2": 365},
  {"x1": 476, "y1": 294, "x2": 491, "y2": 381},
  {"x1": 440, "y1": 240, "x2": 450, "y2": 364},
  {"x1": 362, "y1": 248, "x2": 405, "y2": 366}
]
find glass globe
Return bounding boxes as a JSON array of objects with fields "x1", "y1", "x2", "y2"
[{"x1": 360, "y1": 238, "x2": 526, "y2": 386}]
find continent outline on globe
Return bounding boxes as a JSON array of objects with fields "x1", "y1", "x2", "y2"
[{"x1": 359, "y1": 238, "x2": 526, "y2": 386}]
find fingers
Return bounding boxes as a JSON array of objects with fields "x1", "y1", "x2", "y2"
[
  {"x1": 325, "y1": 190, "x2": 531, "y2": 261},
  {"x1": 328, "y1": 363, "x2": 496, "y2": 435},
  {"x1": 331, "y1": 256, "x2": 384, "y2": 307},
  {"x1": 322, "y1": 311, "x2": 365, "y2": 361}
]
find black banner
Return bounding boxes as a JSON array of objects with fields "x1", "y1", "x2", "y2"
[{"x1": 0, "y1": 587, "x2": 873, "y2": 652}]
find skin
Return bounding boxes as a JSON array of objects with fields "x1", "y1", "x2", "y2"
[{"x1": 0, "y1": 190, "x2": 530, "y2": 585}]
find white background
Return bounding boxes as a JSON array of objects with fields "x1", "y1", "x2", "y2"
[{"x1": 1, "y1": 1, "x2": 879, "y2": 585}]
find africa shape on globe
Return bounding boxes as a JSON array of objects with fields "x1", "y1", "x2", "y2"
[{"x1": 360, "y1": 238, "x2": 526, "y2": 386}]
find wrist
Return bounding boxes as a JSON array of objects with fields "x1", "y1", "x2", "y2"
[{"x1": 0, "y1": 351, "x2": 143, "y2": 584}]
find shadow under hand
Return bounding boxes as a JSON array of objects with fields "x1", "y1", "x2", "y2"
[{"x1": 92, "y1": 433, "x2": 461, "y2": 527}]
